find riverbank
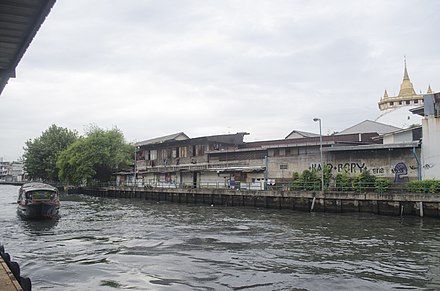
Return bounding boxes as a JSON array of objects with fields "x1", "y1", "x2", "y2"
[{"x1": 68, "y1": 186, "x2": 440, "y2": 218}]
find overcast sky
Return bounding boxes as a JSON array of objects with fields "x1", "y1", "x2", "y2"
[{"x1": 1, "y1": 0, "x2": 440, "y2": 161}]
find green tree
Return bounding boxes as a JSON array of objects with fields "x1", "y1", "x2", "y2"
[
  {"x1": 57, "y1": 126, "x2": 133, "y2": 186},
  {"x1": 23, "y1": 124, "x2": 78, "y2": 182}
]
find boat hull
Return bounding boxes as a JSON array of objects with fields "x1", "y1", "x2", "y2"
[
  {"x1": 17, "y1": 203, "x2": 60, "y2": 219},
  {"x1": 17, "y1": 182, "x2": 61, "y2": 220}
]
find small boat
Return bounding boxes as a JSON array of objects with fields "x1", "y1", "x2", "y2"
[{"x1": 17, "y1": 182, "x2": 60, "y2": 219}]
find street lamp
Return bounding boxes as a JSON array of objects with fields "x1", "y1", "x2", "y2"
[
  {"x1": 313, "y1": 118, "x2": 324, "y2": 193},
  {"x1": 134, "y1": 143, "x2": 138, "y2": 187}
]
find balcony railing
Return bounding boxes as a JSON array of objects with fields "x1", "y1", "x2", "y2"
[{"x1": 136, "y1": 160, "x2": 262, "y2": 173}]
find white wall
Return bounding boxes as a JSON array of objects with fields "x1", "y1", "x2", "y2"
[
  {"x1": 383, "y1": 130, "x2": 413, "y2": 144},
  {"x1": 421, "y1": 118, "x2": 440, "y2": 179}
]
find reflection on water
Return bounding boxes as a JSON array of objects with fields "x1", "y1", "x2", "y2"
[
  {"x1": 1, "y1": 184, "x2": 440, "y2": 290},
  {"x1": 18, "y1": 216, "x2": 60, "y2": 233}
]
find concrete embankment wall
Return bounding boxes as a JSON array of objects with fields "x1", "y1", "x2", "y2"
[{"x1": 68, "y1": 187, "x2": 440, "y2": 218}]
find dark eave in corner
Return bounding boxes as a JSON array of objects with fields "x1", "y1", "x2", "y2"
[{"x1": 0, "y1": 0, "x2": 56, "y2": 95}]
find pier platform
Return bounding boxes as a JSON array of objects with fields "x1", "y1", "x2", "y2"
[{"x1": 0, "y1": 256, "x2": 22, "y2": 291}]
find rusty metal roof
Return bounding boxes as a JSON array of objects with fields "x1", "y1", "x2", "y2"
[{"x1": 0, "y1": 0, "x2": 56, "y2": 95}]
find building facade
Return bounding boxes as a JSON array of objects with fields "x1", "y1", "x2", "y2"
[
  {"x1": 420, "y1": 93, "x2": 440, "y2": 179},
  {"x1": 125, "y1": 130, "x2": 421, "y2": 189},
  {"x1": 0, "y1": 161, "x2": 25, "y2": 182},
  {"x1": 117, "y1": 62, "x2": 435, "y2": 188},
  {"x1": 132, "y1": 132, "x2": 253, "y2": 188}
]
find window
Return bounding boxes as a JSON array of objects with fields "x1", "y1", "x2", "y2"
[
  {"x1": 198, "y1": 145, "x2": 205, "y2": 156},
  {"x1": 150, "y1": 150, "x2": 157, "y2": 160},
  {"x1": 192, "y1": 145, "x2": 197, "y2": 157},
  {"x1": 280, "y1": 164, "x2": 288, "y2": 170},
  {"x1": 287, "y1": 148, "x2": 299, "y2": 156},
  {"x1": 406, "y1": 100, "x2": 410, "y2": 105},
  {"x1": 180, "y1": 147, "x2": 187, "y2": 158},
  {"x1": 172, "y1": 147, "x2": 179, "y2": 158},
  {"x1": 272, "y1": 148, "x2": 285, "y2": 156},
  {"x1": 414, "y1": 100, "x2": 419, "y2": 104},
  {"x1": 390, "y1": 102, "x2": 394, "y2": 106}
]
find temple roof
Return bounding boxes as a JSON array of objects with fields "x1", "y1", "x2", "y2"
[
  {"x1": 378, "y1": 60, "x2": 425, "y2": 111},
  {"x1": 397, "y1": 60, "x2": 416, "y2": 97},
  {"x1": 427, "y1": 85, "x2": 433, "y2": 94}
]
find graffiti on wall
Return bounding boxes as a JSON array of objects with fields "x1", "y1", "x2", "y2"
[
  {"x1": 309, "y1": 161, "x2": 414, "y2": 180},
  {"x1": 310, "y1": 162, "x2": 366, "y2": 174},
  {"x1": 423, "y1": 163, "x2": 435, "y2": 169},
  {"x1": 392, "y1": 162, "x2": 409, "y2": 182},
  {"x1": 371, "y1": 167, "x2": 385, "y2": 175}
]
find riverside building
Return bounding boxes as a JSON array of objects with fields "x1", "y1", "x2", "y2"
[{"x1": 121, "y1": 63, "x2": 438, "y2": 188}]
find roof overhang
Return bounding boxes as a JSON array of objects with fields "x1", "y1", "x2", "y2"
[
  {"x1": 409, "y1": 106, "x2": 424, "y2": 117},
  {"x1": 327, "y1": 141, "x2": 420, "y2": 152},
  {"x1": 0, "y1": 0, "x2": 56, "y2": 95},
  {"x1": 214, "y1": 166, "x2": 265, "y2": 173}
]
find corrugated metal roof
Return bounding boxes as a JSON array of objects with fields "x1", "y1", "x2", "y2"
[
  {"x1": 285, "y1": 130, "x2": 320, "y2": 139},
  {"x1": 242, "y1": 132, "x2": 379, "y2": 149},
  {"x1": 327, "y1": 141, "x2": 420, "y2": 152},
  {"x1": 0, "y1": 0, "x2": 56, "y2": 95},
  {"x1": 336, "y1": 120, "x2": 401, "y2": 135},
  {"x1": 136, "y1": 132, "x2": 189, "y2": 146}
]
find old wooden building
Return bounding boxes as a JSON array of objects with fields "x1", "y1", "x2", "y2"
[{"x1": 126, "y1": 127, "x2": 421, "y2": 189}]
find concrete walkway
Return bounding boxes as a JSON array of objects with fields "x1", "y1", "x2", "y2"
[{"x1": 0, "y1": 256, "x2": 22, "y2": 291}]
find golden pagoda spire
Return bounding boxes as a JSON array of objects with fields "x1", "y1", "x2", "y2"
[
  {"x1": 398, "y1": 57, "x2": 416, "y2": 97},
  {"x1": 427, "y1": 84, "x2": 433, "y2": 94},
  {"x1": 383, "y1": 89, "x2": 389, "y2": 99}
]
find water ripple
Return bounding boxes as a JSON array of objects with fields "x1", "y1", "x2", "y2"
[{"x1": 1, "y1": 186, "x2": 440, "y2": 290}]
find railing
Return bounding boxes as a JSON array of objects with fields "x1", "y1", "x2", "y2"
[
  {"x1": 135, "y1": 160, "x2": 260, "y2": 173},
  {"x1": 89, "y1": 180, "x2": 440, "y2": 194},
  {"x1": 266, "y1": 181, "x2": 440, "y2": 194},
  {"x1": 115, "y1": 180, "x2": 266, "y2": 190}
]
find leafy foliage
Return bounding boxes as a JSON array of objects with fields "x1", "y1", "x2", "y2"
[
  {"x1": 291, "y1": 166, "x2": 332, "y2": 191},
  {"x1": 335, "y1": 169, "x2": 351, "y2": 191},
  {"x1": 323, "y1": 165, "x2": 332, "y2": 189},
  {"x1": 292, "y1": 169, "x2": 321, "y2": 191},
  {"x1": 374, "y1": 178, "x2": 392, "y2": 193},
  {"x1": 407, "y1": 180, "x2": 440, "y2": 193},
  {"x1": 23, "y1": 124, "x2": 78, "y2": 182},
  {"x1": 352, "y1": 169, "x2": 376, "y2": 192},
  {"x1": 335, "y1": 170, "x2": 393, "y2": 193},
  {"x1": 57, "y1": 126, "x2": 133, "y2": 186}
]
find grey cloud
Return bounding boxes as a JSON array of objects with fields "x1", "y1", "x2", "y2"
[{"x1": 1, "y1": 0, "x2": 440, "y2": 161}]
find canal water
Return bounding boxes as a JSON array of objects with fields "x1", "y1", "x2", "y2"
[{"x1": 1, "y1": 185, "x2": 439, "y2": 290}]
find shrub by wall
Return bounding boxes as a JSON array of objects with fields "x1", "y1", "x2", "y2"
[{"x1": 407, "y1": 180, "x2": 440, "y2": 193}]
